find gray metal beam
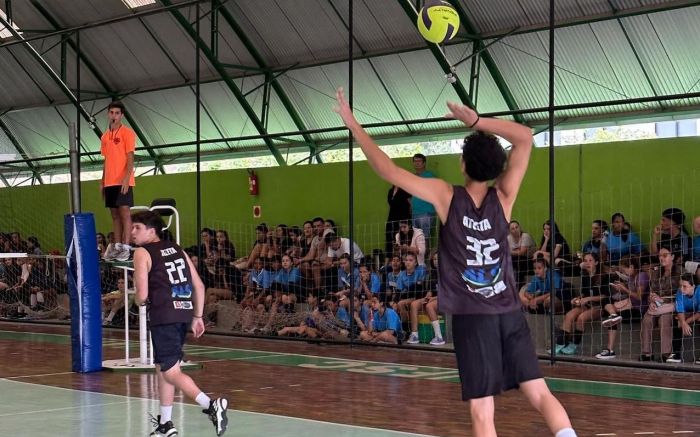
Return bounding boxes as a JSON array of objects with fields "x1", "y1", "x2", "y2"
[
  {"x1": 0, "y1": 117, "x2": 44, "y2": 184},
  {"x1": 450, "y1": 2, "x2": 524, "y2": 123},
  {"x1": 397, "y1": 0, "x2": 474, "y2": 107},
  {"x1": 161, "y1": 0, "x2": 286, "y2": 165},
  {"x1": 29, "y1": 0, "x2": 166, "y2": 174},
  {"x1": 217, "y1": 1, "x2": 322, "y2": 163}
]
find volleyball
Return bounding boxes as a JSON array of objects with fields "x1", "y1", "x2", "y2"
[{"x1": 417, "y1": 1, "x2": 460, "y2": 44}]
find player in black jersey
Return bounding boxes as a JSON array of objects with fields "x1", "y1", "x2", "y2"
[
  {"x1": 334, "y1": 88, "x2": 575, "y2": 437},
  {"x1": 132, "y1": 211, "x2": 229, "y2": 436}
]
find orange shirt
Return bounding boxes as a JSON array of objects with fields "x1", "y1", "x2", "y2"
[{"x1": 101, "y1": 125, "x2": 136, "y2": 187}]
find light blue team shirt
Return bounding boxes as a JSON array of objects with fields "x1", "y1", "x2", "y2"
[
  {"x1": 371, "y1": 307, "x2": 402, "y2": 332},
  {"x1": 338, "y1": 267, "x2": 361, "y2": 290},
  {"x1": 411, "y1": 171, "x2": 436, "y2": 216},
  {"x1": 397, "y1": 265, "x2": 426, "y2": 291},
  {"x1": 675, "y1": 286, "x2": 700, "y2": 313},
  {"x1": 363, "y1": 272, "x2": 382, "y2": 294},
  {"x1": 335, "y1": 307, "x2": 351, "y2": 326},
  {"x1": 526, "y1": 270, "x2": 563, "y2": 296},
  {"x1": 274, "y1": 267, "x2": 301, "y2": 286},
  {"x1": 249, "y1": 268, "x2": 272, "y2": 289},
  {"x1": 606, "y1": 232, "x2": 643, "y2": 263},
  {"x1": 385, "y1": 270, "x2": 401, "y2": 290}
]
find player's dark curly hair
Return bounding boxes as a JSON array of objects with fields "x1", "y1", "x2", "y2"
[
  {"x1": 131, "y1": 210, "x2": 164, "y2": 232},
  {"x1": 461, "y1": 131, "x2": 507, "y2": 182}
]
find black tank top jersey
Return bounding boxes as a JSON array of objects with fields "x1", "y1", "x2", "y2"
[
  {"x1": 142, "y1": 240, "x2": 195, "y2": 326},
  {"x1": 438, "y1": 186, "x2": 519, "y2": 315}
]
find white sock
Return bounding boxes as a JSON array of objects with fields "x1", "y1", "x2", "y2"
[
  {"x1": 105, "y1": 310, "x2": 116, "y2": 322},
  {"x1": 114, "y1": 242, "x2": 122, "y2": 251},
  {"x1": 160, "y1": 405, "x2": 172, "y2": 424},
  {"x1": 555, "y1": 427, "x2": 577, "y2": 437},
  {"x1": 431, "y1": 320, "x2": 442, "y2": 338},
  {"x1": 37, "y1": 292, "x2": 44, "y2": 303},
  {"x1": 121, "y1": 243, "x2": 132, "y2": 250},
  {"x1": 195, "y1": 392, "x2": 211, "y2": 408},
  {"x1": 30, "y1": 294, "x2": 37, "y2": 307},
  {"x1": 411, "y1": 331, "x2": 418, "y2": 337}
]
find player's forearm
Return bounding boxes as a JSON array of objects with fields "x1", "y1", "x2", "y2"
[
  {"x1": 470, "y1": 117, "x2": 533, "y2": 149},
  {"x1": 347, "y1": 123, "x2": 397, "y2": 181}
]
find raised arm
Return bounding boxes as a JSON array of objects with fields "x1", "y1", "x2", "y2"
[
  {"x1": 445, "y1": 102, "x2": 533, "y2": 219},
  {"x1": 334, "y1": 88, "x2": 453, "y2": 223}
]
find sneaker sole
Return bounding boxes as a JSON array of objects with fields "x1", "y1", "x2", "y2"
[
  {"x1": 430, "y1": 342, "x2": 446, "y2": 346},
  {"x1": 595, "y1": 355, "x2": 616, "y2": 360},
  {"x1": 216, "y1": 398, "x2": 228, "y2": 436}
]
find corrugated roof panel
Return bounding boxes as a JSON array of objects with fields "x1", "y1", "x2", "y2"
[
  {"x1": 637, "y1": 8, "x2": 700, "y2": 94},
  {"x1": 279, "y1": 60, "x2": 402, "y2": 137},
  {"x1": 620, "y1": 13, "x2": 686, "y2": 97},
  {"x1": 370, "y1": 49, "x2": 461, "y2": 121},
  {"x1": 485, "y1": 33, "x2": 550, "y2": 110},
  {"x1": 75, "y1": 21, "x2": 202, "y2": 92},
  {"x1": 2, "y1": 107, "x2": 72, "y2": 158},
  {"x1": 139, "y1": 11, "x2": 225, "y2": 85},
  {"x1": 337, "y1": 0, "x2": 426, "y2": 52},
  {"x1": 443, "y1": 43, "x2": 512, "y2": 114},
  {"x1": 0, "y1": 47, "x2": 52, "y2": 108}
]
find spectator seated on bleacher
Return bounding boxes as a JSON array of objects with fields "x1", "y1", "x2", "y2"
[
  {"x1": 359, "y1": 296, "x2": 402, "y2": 344},
  {"x1": 508, "y1": 220, "x2": 535, "y2": 288},
  {"x1": 672, "y1": 273, "x2": 700, "y2": 364},
  {"x1": 596, "y1": 255, "x2": 649, "y2": 360},
  {"x1": 692, "y1": 216, "x2": 700, "y2": 263},
  {"x1": 398, "y1": 253, "x2": 426, "y2": 344},
  {"x1": 640, "y1": 245, "x2": 681, "y2": 363},
  {"x1": 519, "y1": 257, "x2": 564, "y2": 314},
  {"x1": 606, "y1": 213, "x2": 644, "y2": 265},
  {"x1": 554, "y1": 253, "x2": 611, "y2": 355},
  {"x1": 581, "y1": 220, "x2": 608, "y2": 264},
  {"x1": 408, "y1": 251, "x2": 444, "y2": 345},
  {"x1": 393, "y1": 219, "x2": 426, "y2": 266},
  {"x1": 650, "y1": 208, "x2": 691, "y2": 263},
  {"x1": 532, "y1": 220, "x2": 570, "y2": 267}
]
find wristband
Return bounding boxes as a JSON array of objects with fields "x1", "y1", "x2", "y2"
[
  {"x1": 467, "y1": 115, "x2": 480, "y2": 129},
  {"x1": 193, "y1": 315, "x2": 203, "y2": 319}
]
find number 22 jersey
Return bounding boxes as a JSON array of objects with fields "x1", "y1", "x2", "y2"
[
  {"x1": 438, "y1": 186, "x2": 519, "y2": 315},
  {"x1": 142, "y1": 240, "x2": 195, "y2": 326}
]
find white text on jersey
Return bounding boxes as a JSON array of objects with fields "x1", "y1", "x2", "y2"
[
  {"x1": 160, "y1": 247, "x2": 177, "y2": 257},
  {"x1": 462, "y1": 217, "x2": 492, "y2": 232}
]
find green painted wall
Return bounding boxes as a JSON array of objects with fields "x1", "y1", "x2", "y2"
[{"x1": 2, "y1": 136, "x2": 698, "y2": 254}]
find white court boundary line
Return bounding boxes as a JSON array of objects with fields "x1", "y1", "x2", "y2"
[
  {"x1": 1, "y1": 329, "x2": 698, "y2": 395},
  {"x1": 0, "y1": 379, "x2": 439, "y2": 437}
]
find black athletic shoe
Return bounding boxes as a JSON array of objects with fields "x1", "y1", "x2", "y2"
[
  {"x1": 203, "y1": 398, "x2": 229, "y2": 436},
  {"x1": 150, "y1": 415, "x2": 178, "y2": 436}
]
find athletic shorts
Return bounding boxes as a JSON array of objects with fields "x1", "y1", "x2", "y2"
[
  {"x1": 150, "y1": 322, "x2": 188, "y2": 372},
  {"x1": 104, "y1": 185, "x2": 134, "y2": 208},
  {"x1": 452, "y1": 310, "x2": 542, "y2": 400}
]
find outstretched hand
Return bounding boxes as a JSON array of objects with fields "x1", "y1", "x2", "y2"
[
  {"x1": 333, "y1": 87, "x2": 359, "y2": 128},
  {"x1": 445, "y1": 101, "x2": 479, "y2": 127}
]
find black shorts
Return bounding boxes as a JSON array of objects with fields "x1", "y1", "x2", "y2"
[
  {"x1": 452, "y1": 310, "x2": 542, "y2": 400},
  {"x1": 104, "y1": 185, "x2": 134, "y2": 208},
  {"x1": 150, "y1": 322, "x2": 188, "y2": 372}
]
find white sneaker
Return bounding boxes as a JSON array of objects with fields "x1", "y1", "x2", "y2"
[
  {"x1": 406, "y1": 333, "x2": 420, "y2": 344},
  {"x1": 103, "y1": 243, "x2": 117, "y2": 261},
  {"x1": 114, "y1": 245, "x2": 132, "y2": 262},
  {"x1": 429, "y1": 336, "x2": 445, "y2": 346}
]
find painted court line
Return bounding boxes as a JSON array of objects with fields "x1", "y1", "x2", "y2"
[
  {"x1": 1, "y1": 379, "x2": 440, "y2": 437},
  {"x1": 0, "y1": 400, "x2": 131, "y2": 418}
]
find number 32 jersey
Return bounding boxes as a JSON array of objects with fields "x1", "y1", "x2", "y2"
[
  {"x1": 142, "y1": 240, "x2": 195, "y2": 326},
  {"x1": 438, "y1": 186, "x2": 519, "y2": 315}
]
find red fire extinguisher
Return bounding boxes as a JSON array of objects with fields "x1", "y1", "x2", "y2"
[{"x1": 248, "y1": 170, "x2": 259, "y2": 196}]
